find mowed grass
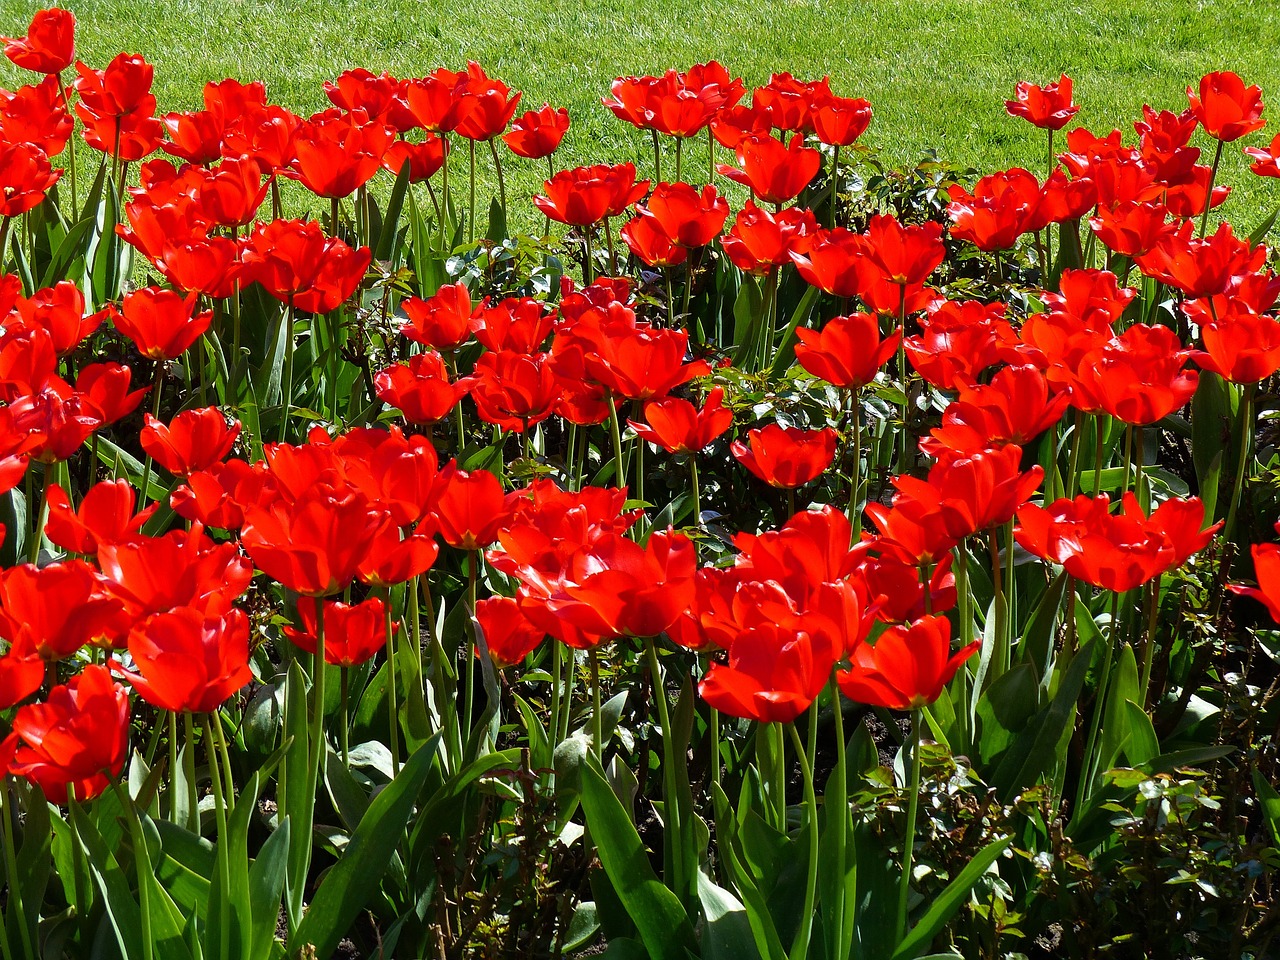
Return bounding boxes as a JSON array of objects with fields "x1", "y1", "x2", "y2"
[{"x1": 3, "y1": 0, "x2": 1280, "y2": 225}]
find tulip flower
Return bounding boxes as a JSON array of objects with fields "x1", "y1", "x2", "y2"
[
  {"x1": 285, "y1": 596, "x2": 391, "y2": 667},
  {"x1": 5, "y1": 663, "x2": 130, "y2": 803},
  {"x1": 432, "y1": 463, "x2": 511, "y2": 550},
  {"x1": 1014, "y1": 493, "x2": 1220, "y2": 593},
  {"x1": 731, "y1": 424, "x2": 838, "y2": 489},
  {"x1": 0, "y1": 141, "x2": 61, "y2": 217},
  {"x1": 620, "y1": 215, "x2": 686, "y2": 266},
  {"x1": 241, "y1": 487, "x2": 389, "y2": 596},
  {"x1": 1076, "y1": 323, "x2": 1198, "y2": 426},
  {"x1": 636, "y1": 182, "x2": 729, "y2": 248},
  {"x1": 1188, "y1": 71, "x2": 1265, "y2": 142},
  {"x1": 110, "y1": 287, "x2": 213, "y2": 361},
  {"x1": 534, "y1": 163, "x2": 648, "y2": 226},
  {"x1": 98, "y1": 525, "x2": 253, "y2": 617},
  {"x1": 451, "y1": 63, "x2": 521, "y2": 141},
  {"x1": 721, "y1": 201, "x2": 817, "y2": 274},
  {"x1": 10, "y1": 281, "x2": 104, "y2": 356},
  {"x1": 862, "y1": 214, "x2": 946, "y2": 286},
  {"x1": 699, "y1": 624, "x2": 835, "y2": 723},
  {"x1": 287, "y1": 108, "x2": 394, "y2": 198},
  {"x1": 471, "y1": 296, "x2": 555, "y2": 353},
  {"x1": 753, "y1": 72, "x2": 832, "y2": 132},
  {"x1": 893, "y1": 445, "x2": 1044, "y2": 539},
  {"x1": 811, "y1": 94, "x2": 873, "y2": 146},
  {"x1": 1134, "y1": 221, "x2": 1266, "y2": 298},
  {"x1": 1005, "y1": 75, "x2": 1079, "y2": 130},
  {"x1": 197, "y1": 157, "x2": 269, "y2": 226},
  {"x1": 469, "y1": 350, "x2": 559, "y2": 432},
  {"x1": 904, "y1": 299, "x2": 1017, "y2": 390},
  {"x1": 717, "y1": 132, "x2": 821, "y2": 204},
  {"x1": 1193, "y1": 310, "x2": 1280, "y2": 384},
  {"x1": 946, "y1": 168, "x2": 1041, "y2": 251},
  {"x1": 375, "y1": 352, "x2": 471, "y2": 425},
  {"x1": 160, "y1": 108, "x2": 224, "y2": 164},
  {"x1": 240, "y1": 218, "x2": 371, "y2": 314},
  {"x1": 0, "y1": 75, "x2": 74, "y2": 157},
  {"x1": 324, "y1": 68, "x2": 413, "y2": 129},
  {"x1": 475, "y1": 596, "x2": 545, "y2": 668},
  {"x1": 118, "y1": 606, "x2": 253, "y2": 714},
  {"x1": 382, "y1": 136, "x2": 449, "y2": 183},
  {"x1": 0, "y1": 560, "x2": 130, "y2": 660},
  {"x1": 75, "y1": 362, "x2": 148, "y2": 425},
  {"x1": 794, "y1": 312, "x2": 901, "y2": 390},
  {"x1": 1229, "y1": 540, "x2": 1280, "y2": 624},
  {"x1": 1089, "y1": 201, "x2": 1176, "y2": 258},
  {"x1": 401, "y1": 281, "x2": 475, "y2": 351},
  {"x1": 8, "y1": 385, "x2": 102, "y2": 463},
  {"x1": 629, "y1": 386, "x2": 732, "y2": 454},
  {"x1": 45, "y1": 480, "x2": 157, "y2": 555},
  {"x1": 503, "y1": 104, "x2": 570, "y2": 159},
  {"x1": 1, "y1": 7, "x2": 74, "y2": 74},
  {"x1": 922, "y1": 364, "x2": 1070, "y2": 457},
  {"x1": 0, "y1": 635, "x2": 43, "y2": 709},
  {"x1": 837, "y1": 615, "x2": 977, "y2": 709},
  {"x1": 140, "y1": 407, "x2": 241, "y2": 477},
  {"x1": 1245, "y1": 132, "x2": 1280, "y2": 178}
]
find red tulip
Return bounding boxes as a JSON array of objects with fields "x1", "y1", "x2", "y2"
[
  {"x1": 922, "y1": 364, "x2": 1070, "y2": 457},
  {"x1": 1134, "y1": 221, "x2": 1265, "y2": 298},
  {"x1": 10, "y1": 281, "x2": 104, "y2": 356},
  {"x1": 241, "y1": 218, "x2": 371, "y2": 314},
  {"x1": 140, "y1": 407, "x2": 241, "y2": 477},
  {"x1": 432, "y1": 463, "x2": 511, "y2": 550},
  {"x1": 836, "y1": 615, "x2": 976, "y2": 709},
  {"x1": 285, "y1": 596, "x2": 390, "y2": 667},
  {"x1": 98, "y1": 525, "x2": 253, "y2": 618},
  {"x1": 731, "y1": 424, "x2": 837, "y2": 489},
  {"x1": 1193, "y1": 309, "x2": 1280, "y2": 384},
  {"x1": 118, "y1": 607, "x2": 252, "y2": 713},
  {"x1": 720, "y1": 201, "x2": 816, "y2": 274},
  {"x1": 629, "y1": 386, "x2": 732, "y2": 454},
  {"x1": 471, "y1": 296, "x2": 555, "y2": 353},
  {"x1": 45, "y1": 480, "x2": 157, "y2": 555},
  {"x1": 636, "y1": 182, "x2": 729, "y2": 248},
  {"x1": 794, "y1": 312, "x2": 901, "y2": 390},
  {"x1": 503, "y1": 104, "x2": 569, "y2": 159},
  {"x1": 753, "y1": 72, "x2": 832, "y2": 132},
  {"x1": 1015, "y1": 493, "x2": 1220, "y2": 593},
  {"x1": 620, "y1": 215, "x2": 686, "y2": 267},
  {"x1": 381, "y1": 136, "x2": 448, "y2": 182},
  {"x1": 1, "y1": 8, "x2": 74, "y2": 74},
  {"x1": 475, "y1": 596, "x2": 545, "y2": 668},
  {"x1": 717, "y1": 132, "x2": 821, "y2": 205},
  {"x1": 8, "y1": 384, "x2": 101, "y2": 463},
  {"x1": 0, "y1": 141, "x2": 61, "y2": 217},
  {"x1": 197, "y1": 157, "x2": 269, "y2": 227},
  {"x1": 0, "y1": 561, "x2": 129, "y2": 660},
  {"x1": 1229, "y1": 540, "x2": 1280, "y2": 624},
  {"x1": 0, "y1": 635, "x2": 43, "y2": 709},
  {"x1": 401, "y1": 281, "x2": 475, "y2": 351},
  {"x1": 111, "y1": 287, "x2": 213, "y2": 361},
  {"x1": 699, "y1": 624, "x2": 834, "y2": 723},
  {"x1": 893, "y1": 445, "x2": 1044, "y2": 539},
  {"x1": 810, "y1": 94, "x2": 873, "y2": 146},
  {"x1": 451, "y1": 62, "x2": 521, "y2": 141},
  {"x1": 221, "y1": 102, "x2": 302, "y2": 174},
  {"x1": 1089, "y1": 201, "x2": 1175, "y2": 258},
  {"x1": 1188, "y1": 71, "x2": 1265, "y2": 142},
  {"x1": 1076, "y1": 323, "x2": 1198, "y2": 426},
  {"x1": 375, "y1": 351, "x2": 472, "y2": 425},
  {"x1": 946, "y1": 168, "x2": 1041, "y2": 251},
  {"x1": 573, "y1": 310, "x2": 708, "y2": 401},
  {"x1": 469, "y1": 350, "x2": 559, "y2": 432},
  {"x1": 403, "y1": 68, "x2": 463, "y2": 133},
  {"x1": 1005, "y1": 75, "x2": 1079, "y2": 130},
  {"x1": 1245, "y1": 132, "x2": 1280, "y2": 178},
  {"x1": 287, "y1": 108, "x2": 394, "y2": 199},
  {"x1": 160, "y1": 109, "x2": 224, "y2": 165},
  {"x1": 241, "y1": 486, "x2": 389, "y2": 596},
  {"x1": 862, "y1": 214, "x2": 945, "y2": 286},
  {"x1": 75, "y1": 362, "x2": 148, "y2": 425},
  {"x1": 904, "y1": 299, "x2": 1017, "y2": 390},
  {"x1": 169, "y1": 459, "x2": 263, "y2": 531},
  {"x1": 5, "y1": 664, "x2": 129, "y2": 803},
  {"x1": 0, "y1": 75, "x2": 74, "y2": 157},
  {"x1": 534, "y1": 163, "x2": 649, "y2": 226}
]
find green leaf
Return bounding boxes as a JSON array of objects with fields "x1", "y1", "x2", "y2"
[
  {"x1": 281, "y1": 661, "x2": 311, "y2": 927},
  {"x1": 374, "y1": 161, "x2": 413, "y2": 261},
  {"x1": 1018, "y1": 571, "x2": 1067, "y2": 685},
  {"x1": 1249, "y1": 205, "x2": 1280, "y2": 245},
  {"x1": 292, "y1": 737, "x2": 440, "y2": 958},
  {"x1": 698, "y1": 872, "x2": 762, "y2": 960},
  {"x1": 890, "y1": 835, "x2": 1012, "y2": 960},
  {"x1": 579, "y1": 756, "x2": 698, "y2": 960},
  {"x1": 247, "y1": 819, "x2": 291, "y2": 958},
  {"x1": 768, "y1": 285, "x2": 820, "y2": 379},
  {"x1": 1121, "y1": 700, "x2": 1159, "y2": 766}
]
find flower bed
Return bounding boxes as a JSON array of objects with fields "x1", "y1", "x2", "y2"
[{"x1": 0, "y1": 7, "x2": 1278, "y2": 959}]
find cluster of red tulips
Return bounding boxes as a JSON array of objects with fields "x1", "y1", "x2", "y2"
[{"x1": 0, "y1": 4, "x2": 1278, "y2": 957}]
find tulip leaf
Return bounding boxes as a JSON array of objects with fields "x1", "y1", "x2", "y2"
[
  {"x1": 1249, "y1": 205, "x2": 1280, "y2": 245},
  {"x1": 1121, "y1": 700, "x2": 1159, "y2": 767},
  {"x1": 579, "y1": 755, "x2": 698, "y2": 960},
  {"x1": 1019, "y1": 570, "x2": 1068, "y2": 686},
  {"x1": 292, "y1": 736, "x2": 440, "y2": 958},
  {"x1": 248, "y1": 818, "x2": 291, "y2": 958},
  {"x1": 68, "y1": 802, "x2": 145, "y2": 960},
  {"x1": 890, "y1": 834, "x2": 1012, "y2": 960},
  {"x1": 281, "y1": 660, "x2": 311, "y2": 928},
  {"x1": 768, "y1": 284, "x2": 821, "y2": 379},
  {"x1": 699, "y1": 871, "x2": 763, "y2": 960},
  {"x1": 374, "y1": 161, "x2": 413, "y2": 262}
]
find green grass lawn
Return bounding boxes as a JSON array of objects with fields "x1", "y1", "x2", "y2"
[{"x1": 3, "y1": 0, "x2": 1280, "y2": 225}]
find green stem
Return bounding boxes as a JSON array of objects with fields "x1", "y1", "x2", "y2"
[
  {"x1": 1224, "y1": 381, "x2": 1256, "y2": 541},
  {"x1": 690, "y1": 457, "x2": 702, "y2": 539},
  {"x1": 607, "y1": 395, "x2": 628, "y2": 490},
  {"x1": 28, "y1": 464, "x2": 52, "y2": 565},
  {"x1": 280, "y1": 299, "x2": 295, "y2": 442},
  {"x1": 989, "y1": 527, "x2": 1007, "y2": 678},
  {"x1": 304, "y1": 599, "x2": 328, "y2": 849},
  {"x1": 183, "y1": 713, "x2": 199, "y2": 834},
  {"x1": 463, "y1": 553, "x2": 478, "y2": 735},
  {"x1": 168, "y1": 712, "x2": 180, "y2": 825},
  {"x1": 707, "y1": 126, "x2": 716, "y2": 185},
  {"x1": 487, "y1": 138, "x2": 507, "y2": 231},
  {"x1": 1138, "y1": 580, "x2": 1161, "y2": 706},
  {"x1": 827, "y1": 145, "x2": 841, "y2": 228},
  {"x1": 111, "y1": 782, "x2": 154, "y2": 960},
  {"x1": 1199, "y1": 138, "x2": 1224, "y2": 238},
  {"x1": 895, "y1": 707, "x2": 923, "y2": 944},
  {"x1": 590, "y1": 647, "x2": 603, "y2": 759},
  {"x1": 646, "y1": 638, "x2": 686, "y2": 904},
  {"x1": 211, "y1": 708, "x2": 236, "y2": 817},
  {"x1": 651, "y1": 130, "x2": 662, "y2": 182},
  {"x1": 786, "y1": 720, "x2": 820, "y2": 960},
  {"x1": 954, "y1": 544, "x2": 973, "y2": 750},
  {"x1": 604, "y1": 216, "x2": 618, "y2": 275},
  {"x1": 138, "y1": 361, "x2": 165, "y2": 511},
  {"x1": 385, "y1": 599, "x2": 401, "y2": 776},
  {"x1": 340, "y1": 667, "x2": 350, "y2": 767},
  {"x1": 845, "y1": 392, "x2": 862, "y2": 539},
  {"x1": 202, "y1": 715, "x2": 231, "y2": 960},
  {"x1": 468, "y1": 139, "x2": 477, "y2": 244},
  {"x1": 583, "y1": 229, "x2": 594, "y2": 285},
  {"x1": 1, "y1": 779, "x2": 33, "y2": 960},
  {"x1": 828, "y1": 674, "x2": 850, "y2": 954},
  {"x1": 675, "y1": 137, "x2": 683, "y2": 183},
  {"x1": 1076, "y1": 589, "x2": 1122, "y2": 810}
]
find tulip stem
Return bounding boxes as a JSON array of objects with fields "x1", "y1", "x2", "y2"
[
  {"x1": 646, "y1": 638, "x2": 687, "y2": 906},
  {"x1": 1199, "y1": 139, "x2": 1224, "y2": 238},
  {"x1": 897, "y1": 283, "x2": 910, "y2": 472},
  {"x1": 385, "y1": 596, "x2": 401, "y2": 776},
  {"x1": 305, "y1": 601, "x2": 328, "y2": 868},
  {"x1": 183, "y1": 712, "x2": 199, "y2": 833},
  {"x1": 954, "y1": 544, "x2": 973, "y2": 748},
  {"x1": 675, "y1": 137, "x2": 683, "y2": 183},
  {"x1": 845, "y1": 393, "x2": 862, "y2": 539},
  {"x1": 168, "y1": 712, "x2": 180, "y2": 825},
  {"x1": 707, "y1": 126, "x2": 716, "y2": 185},
  {"x1": 1092, "y1": 415, "x2": 1105, "y2": 498},
  {"x1": 137, "y1": 361, "x2": 165, "y2": 512},
  {"x1": 583, "y1": 230, "x2": 594, "y2": 285},
  {"x1": 1224, "y1": 381, "x2": 1256, "y2": 541},
  {"x1": 828, "y1": 674, "x2": 851, "y2": 955},
  {"x1": 690, "y1": 457, "x2": 702, "y2": 538},
  {"x1": 339, "y1": 667, "x2": 350, "y2": 767},
  {"x1": 895, "y1": 706, "x2": 923, "y2": 945},
  {"x1": 0, "y1": 216, "x2": 11, "y2": 270},
  {"x1": 468, "y1": 139, "x2": 477, "y2": 244},
  {"x1": 590, "y1": 647, "x2": 603, "y2": 759},
  {"x1": 280, "y1": 299, "x2": 296, "y2": 442},
  {"x1": 28, "y1": 464, "x2": 52, "y2": 566},
  {"x1": 549, "y1": 641, "x2": 563, "y2": 762},
  {"x1": 1076, "y1": 588, "x2": 1122, "y2": 811},
  {"x1": 786, "y1": 720, "x2": 820, "y2": 960},
  {"x1": 607, "y1": 395, "x2": 628, "y2": 491},
  {"x1": 651, "y1": 130, "x2": 662, "y2": 182},
  {"x1": 488, "y1": 138, "x2": 507, "y2": 231},
  {"x1": 203, "y1": 714, "x2": 232, "y2": 960},
  {"x1": 110, "y1": 782, "x2": 154, "y2": 960},
  {"x1": 463, "y1": 553, "x2": 478, "y2": 735},
  {"x1": 604, "y1": 216, "x2": 618, "y2": 275},
  {"x1": 2, "y1": 779, "x2": 33, "y2": 960},
  {"x1": 827, "y1": 145, "x2": 841, "y2": 229},
  {"x1": 989, "y1": 527, "x2": 1007, "y2": 678},
  {"x1": 1139, "y1": 580, "x2": 1161, "y2": 706}
]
